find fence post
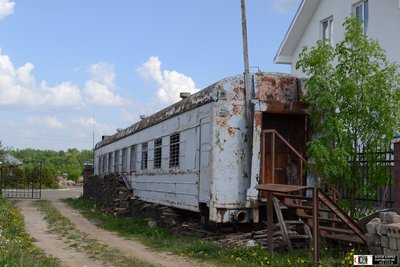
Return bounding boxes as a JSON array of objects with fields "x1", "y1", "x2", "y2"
[{"x1": 394, "y1": 138, "x2": 400, "y2": 208}]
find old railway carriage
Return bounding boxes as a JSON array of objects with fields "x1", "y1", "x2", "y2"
[{"x1": 94, "y1": 72, "x2": 308, "y2": 224}]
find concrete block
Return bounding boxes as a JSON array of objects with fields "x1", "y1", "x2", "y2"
[
  {"x1": 384, "y1": 247, "x2": 396, "y2": 255},
  {"x1": 383, "y1": 247, "x2": 400, "y2": 256},
  {"x1": 366, "y1": 233, "x2": 381, "y2": 246},
  {"x1": 381, "y1": 235, "x2": 389, "y2": 248},
  {"x1": 377, "y1": 224, "x2": 388, "y2": 236},
  {"x1": 387, "y1": 223, "x2": 400, "y2": 238},
  {"x1": 380, "y1": 212, "x2": 386, "y2": 222},
  {"x1": 366, "y1": 217, "x2": 381, "y2": 234},
  {"x1": 389, "y1": 237, "x2": 398, "y2": 250},
  {"x1": 384, "y1": 212, "x2": 400, "y2": 224}
]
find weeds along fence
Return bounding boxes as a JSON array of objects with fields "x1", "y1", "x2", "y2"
[{"x1": 337, "y1": 150, "x2": 395, "y2": 210}]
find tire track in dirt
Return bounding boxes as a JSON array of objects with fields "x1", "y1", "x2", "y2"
[
  {"x1": 17, "y1": 188, "x2": 213, "y2": 267},
  {"x1": 17, "y1": 199, "x2": 108, "y2": 267},
  {"x1": 52, "y1": 201, "x2": 211, "y2": 267}
]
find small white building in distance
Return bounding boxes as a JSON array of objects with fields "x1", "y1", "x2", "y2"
[{"x1": 274, "y1": 0, "x2": 400, "y2": 76}]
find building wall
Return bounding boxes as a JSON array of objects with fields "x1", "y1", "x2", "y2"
[{"x1": 291, "y1": 0, "x2": 400, "y2": 76}]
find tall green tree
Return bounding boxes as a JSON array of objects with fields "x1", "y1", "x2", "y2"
[{"x1": 296, "y1": 16, "x2": 400, "y2": 216}]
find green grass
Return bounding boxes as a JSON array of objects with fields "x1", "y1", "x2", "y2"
[
  {"x1": 0, "y1": 196, "x2": 60, "y2": 267},
  {"x1": 65, "y1": 197, "x2": 366, "y2": 266},
  {"x1": 34, "y1": 200, "x2": 155, "y2": 267}
]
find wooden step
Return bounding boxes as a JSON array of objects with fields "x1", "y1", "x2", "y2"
[
  {"x1": 297, "y1": 214, "x2": 343, "y2": 224},
  {"x1": 323, "y1": 233, "x2": 365, "y2": 244},
  {"x1": 274, "y1": 192, "x2": 313, "y2": 200},
  {"x1": 282, "y1": 202, "x2": 332, "y2": 213},
  {"x1": 319, "y1": 226, "x2": 355, "y2": 234}
]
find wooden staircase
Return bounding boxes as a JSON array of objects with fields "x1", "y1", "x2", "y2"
[
  {"x1": 257, "y1": 129, "x2": 369, "y2": 263},
  {"x1": 273, "y1": 186, "x2": 368, "y2": 244}
]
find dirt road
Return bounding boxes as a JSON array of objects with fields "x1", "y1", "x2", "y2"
[{"x1": 16, "y1": 187, "x2": 210, "y2": 267}]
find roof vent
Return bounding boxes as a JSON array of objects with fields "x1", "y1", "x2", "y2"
[
  {"x1": 140, "y1": 115, "x2": 147, "y2": 120},
  {"x1": 180, "y1": 92, "x2": 191, "y2": 99}
]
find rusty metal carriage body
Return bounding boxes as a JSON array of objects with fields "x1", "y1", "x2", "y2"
[{"x1": 94, "y1": 72, "x2": 308, "y2": 223}]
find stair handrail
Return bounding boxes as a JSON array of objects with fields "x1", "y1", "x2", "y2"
[{"x1": 263, "y1": 129, "x2": 340, "y2": 199}]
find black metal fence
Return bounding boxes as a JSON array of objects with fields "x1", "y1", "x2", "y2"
[
  {"x1": 0, "y1": 161, "x2": 42, "y2": 199},
  {"x1": 337, "y1": 151, "x2": 394, "y2": 209}
]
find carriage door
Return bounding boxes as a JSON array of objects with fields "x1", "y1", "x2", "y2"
[
  {"x1": 199, "y1": 117, "x2": 211, "y2": 203},
  {"x1": 261, "y1": 113, "x2": 307, "y2": 186}
]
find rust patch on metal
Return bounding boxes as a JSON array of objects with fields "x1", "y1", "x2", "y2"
[
  {"x1": 218, "y1": 208, "x2": 227, "y2": 223},
  {"x1": 231, "y1": 87, "x2": 245, "y2": 101},
  {"x1": 255, "y1": 73, "x2": 299, "y2": 103},
  {"x1": 231, "y1": 104, "x2": 243, "y2": 115},
  {"x1": 266, "y1": 102, "x2": 309, "y2": 114},
  {"x1": 254, "y1": 112, "x2": 262, "y2": 127}
]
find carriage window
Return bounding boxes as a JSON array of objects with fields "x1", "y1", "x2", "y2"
[
  {"x1": 154, "y1": 138, "x2": 162, "y2": 169},
  {"x1": 103, "y1": 155, "x2": 107, "y2": 174},
  {"x1": 108, "y1": 152, "x2": 112, "y2": 173},
  {"x1": 141, "y1": 143, "x2": 148, "y2": 170},
  {"x1": 114, "y1": 150, "x2": 119, "y2": 173},
  {"x1": 130, "y1": 145, "x2": 136, "y2": 172},
  {"x1": 98, "y1": 156, "x2": 103, "y2": 174},
  {"x1": 169, "y1": 133, "x2": 180, "y2": 168},
  {"x1": 122, "y1": 148, "x2": 127, "y2": 172}
]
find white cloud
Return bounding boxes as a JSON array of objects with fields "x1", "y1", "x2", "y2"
[
  {"x1": 0, "y1": 53, "x2": 85, "y2": 108},
  {"x1": 27, "y1": 116, "x2": 64, "y2": 129},
  {"x1": 271, "y1": 0, "x2": 301, "y2": 13},
  {"x1": 136, "y1": 56, "x2": 198, "y2": 105},
  {"x1": 83, "y1": 62, "x2": 125, "y2": 106},
  {"x1": 0, "y1": 0, "x2": 14, "y2": 20}
]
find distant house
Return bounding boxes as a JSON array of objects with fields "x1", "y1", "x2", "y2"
[
  {"x1": 2, "y1": 154, "x2": 23, "y2": 166},
  {"x1": 274, "y1": 0, "x2": 400, "y2": 76}
]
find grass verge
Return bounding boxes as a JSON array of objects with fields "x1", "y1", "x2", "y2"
[
  {"x1": 34, "y1": 200, "x2": 155, "y2": 267},
  {"x1": 0, "y1": 196, "x2": 60, "y2": 267},
  {"x1": 66, "y1": 197, "x2": 366, "y2": 266}
]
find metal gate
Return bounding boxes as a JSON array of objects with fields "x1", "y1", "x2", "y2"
[{"x1": 0, "y1": 161, "x2": 42, "y2": 199}]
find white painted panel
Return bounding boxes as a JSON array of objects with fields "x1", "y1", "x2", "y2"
[{"x1": 199, "y1": 117, "x2": 212, "y2": 203}]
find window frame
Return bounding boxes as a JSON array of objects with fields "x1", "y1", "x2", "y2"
[
  {"x1": 153, "y1": 138, "x2": 162, "y2": 169},
  {"x1": 129, "y1": 145, "x2": 136, "y2": 172},
  {"x1": 354, "y1": 0, "x2": 368, "y2": 33},
  {"x1": 108, "y1": 152, "x2": 113, "y2": 173},
  {"x1": 121, "y1": 147, "x2": 127, "y2": 173},
  {"x1": 169, "y1": 133, "x2": 180, "y2": 168},
  {"x1": 141, "y1": 142, "x2": 148, "y2": 170},
  {"x1": 114, "y1": 150, "x2": 120, "y2": 173},
  {"x1": 321, "y1": 16, "x2": 333, "y2": 45}
]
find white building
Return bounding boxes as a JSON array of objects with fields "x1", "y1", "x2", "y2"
[{"x1": 274, "y1": 0, "x2": 400, "y2": 76}]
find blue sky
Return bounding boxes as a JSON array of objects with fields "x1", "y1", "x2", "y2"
[{"x1": 0, "y1": 0, "x2": 300, "y2": 151}]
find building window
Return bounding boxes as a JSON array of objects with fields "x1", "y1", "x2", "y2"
[
  {"x1": 122, "y1": 148, "x2": 127, "y2": 172},
  {"x1": 130, "y1": 145, "x2": 136, "y2": 172},
  {"x1": 154, "y1": 138, "x2": 162, "y2": 169},
  {"x1": 169, "y1": 133, "x2": 180, "y2": 168},
  {"x1": 355, "y1": 0, "x2": 368, "y2": 33},
  {"x1": 141, "y1": 143, "x2": 148, "y2": 170},
  {"x1": 114, "y1": 150, "x2": 119, "y2": 173},
  {"x1": 321, "y1": 17, "x2": 333, "y2": 45}
]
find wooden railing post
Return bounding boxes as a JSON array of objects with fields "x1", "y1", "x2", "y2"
[{"x1": 313, "y1": 186, "x2": 320, "y2": 265}]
